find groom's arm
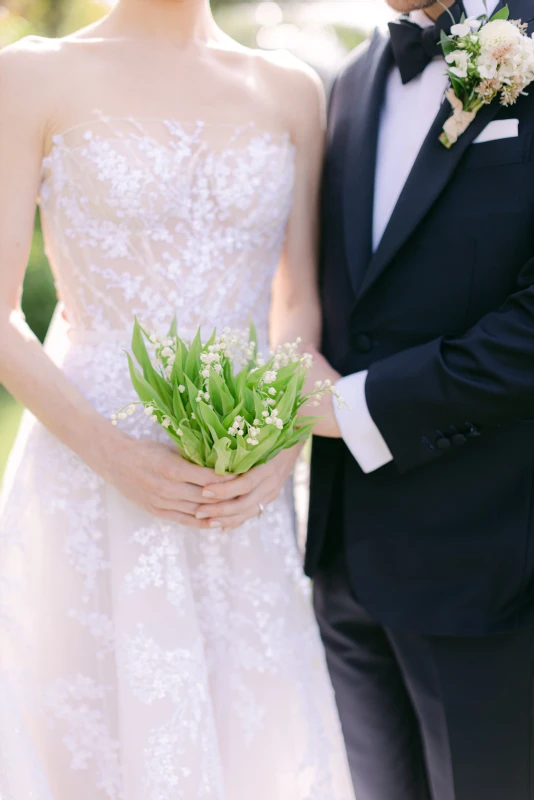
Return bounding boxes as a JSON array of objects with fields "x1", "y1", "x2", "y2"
[{"x1": 341, "y1": 256, "x2": 534, "y2": 474}]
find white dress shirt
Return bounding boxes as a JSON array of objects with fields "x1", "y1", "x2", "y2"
[{"x1": 334, "y1": 0, "x2": 499, "y2": 473}]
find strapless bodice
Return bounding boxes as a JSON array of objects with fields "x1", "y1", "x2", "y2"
[{"x1": 39, "y1": 113, "x2": 296, "y2": 341}]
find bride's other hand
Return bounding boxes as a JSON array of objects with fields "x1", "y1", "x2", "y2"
[
  {"x1": 100, "y1": 434, "x2": 233, "y2": 528},
  {"x1": 195, "y1": 444, "x2": 304, "y2": 530}
]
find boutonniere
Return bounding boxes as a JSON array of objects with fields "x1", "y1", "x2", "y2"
[{"x1": 439, "y1": 5, "x2": 534, "y2": 148}]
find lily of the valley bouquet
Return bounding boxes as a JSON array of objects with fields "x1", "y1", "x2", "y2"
[
  {"x1": 439, "y1": 5, "x2": 534, "y2": 148},
  {"x1": 113, "y1": 319, "x2": 342, "y2": 475}
]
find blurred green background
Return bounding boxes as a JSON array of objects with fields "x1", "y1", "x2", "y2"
[{"x1": 0, "y1": 0, "x2": 385, "y2": 481}]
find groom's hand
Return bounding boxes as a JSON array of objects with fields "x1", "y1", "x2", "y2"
[{"x1": 304, "y1": 347, "x2": 343, "y2": 439}]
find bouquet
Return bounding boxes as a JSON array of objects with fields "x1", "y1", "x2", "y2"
[
  {"x1": 439, "y1": 5, "x2": 534, "y2": 148},
  {"x1": 113, "y1": 319, "x2": 343, "y2": 475}
]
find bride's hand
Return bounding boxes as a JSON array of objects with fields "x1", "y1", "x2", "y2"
[
  {"x1": 100, "y1": 434, "x2": 233, "y2": 528},
  {"x1": 194, "y1": 444, "x2": 304, "y2": 530}
]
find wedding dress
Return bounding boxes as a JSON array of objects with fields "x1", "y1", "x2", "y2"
[{"x1": 0, "y1": 113, "x2": 355, "y2": 800}]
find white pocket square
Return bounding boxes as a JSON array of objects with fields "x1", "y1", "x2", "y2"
[{"x1": 473, "y1": 119, "x2": 519, "y2": 144}]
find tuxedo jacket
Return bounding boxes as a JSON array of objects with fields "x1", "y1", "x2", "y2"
[{"x1": 307, "y1": 0, "x2": 534, "y2": 636}]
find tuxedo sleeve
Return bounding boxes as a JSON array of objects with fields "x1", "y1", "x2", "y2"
[{"x1": 365, "y1": 257, "x2": 534, "y2": 473}]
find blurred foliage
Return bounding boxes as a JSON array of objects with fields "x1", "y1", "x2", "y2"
[
  {"x1": 22, "y1": 213, "x2": 57, "y2": 344},
  {"x1": 0, "y1": 0, "x2": 110, "y2": 44},
  {"x1": 335, "y1": 24, "x2": 367, "y2": 52}
]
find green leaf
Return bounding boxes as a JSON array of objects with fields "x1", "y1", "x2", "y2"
[
  {"x1": 440, "y1": 29, "x2": 455, "y2": 57},
  {"x1": 205, "y1": 448, "x2": 218, "y2": 469},
  {"x1": 242, "y1": 386, "x2": 255, "y2": 416},
  {"x1": 272, "y1": 362, "x2": 301, "y2": 392},
  {"x1": 196, "y1": 401, "x2": 228, "y2": 441},
  {"x1": 213, "y1": 437, "x2": 233, "y2": 475},
  {"x1": 248, "y1": 319, "x2": 258, "y2": 348},
  {"x1": 222, "y1": 357, "x2": 236, "y2": 396},
  {"x1": 265, "y1": 424, "x2": 314, "y2": 462},
  {"x1": 185, "y1": 375, "x2": 201, "y2": 411},
  {"x1": 490, "y1": 4, "x2": 509, "y2": 21},
  {"x1": 207, "y1": 370, "x2": 223, "y2": 415},
  {"x1": 172, "y1": 383, "x2": 187, "y2": 421},
  {"x1": 222, "y1": 402, "x2": 244, "y2": 430},
  {"x1": 294, "y1": 415, "x2": 319, "y2": 427},
  {"x1": 131, "y1": 317, "x2": 152, "y2": 373},
  {"x1": 185, "y1": 329, "x2": 202, "y2": 380},
  {"x1": 131, "y1": 318, "x2": 173, "y2": 409},
  {"x1": 205, "y1": 328, "x2": 217, "y2": 349},
  {"x1": 177, "y1": 338, "x2": 187, "y2": 371},
  {"x1": 126, "y1": 353, "x2": 166, "y2": 408},
  {"x1": 449, "y1": 74, "x2": 466, "y2": 99},
  {"x1": 198, "y1": 424, "x2": 212, "y2": 462},
  {"x1": 208, "y1": 370, "x2": 235, "y2": 417},
  {"x1": 232, "y1": 426, "x2": 282, "y2": 474},
  {"x1": 281, "y1": 423, "x2": 315, "y2": 450},
  {"x1": 246, "y1": 359, "x2": 275, "y2": 388},
  {"x1": 164, "y1": 429, "x2": 188, "y2": 457},
  {"x1": 229, "y1": 431, "x2": 248, "y2": 472},
  {"x1": 234, "y1": 367, "x2": 248, "y2": 402},
  {"x1": 275, "y1": 372, "x2": 300, "y2": 421},
  {"x1": 168, "y1": 316, "x2": 178, "y2": 338},
  {"x1": 246, "y1": 320, "x2": 258, "y2": 369},
  {"x1": 253, "y1": 390, "x2": 266, "y2": 422},
  {"x1": 171, "y1": 338, "x2": 186, "y2": 386},
  {"x1": 177, "y1": 424, "x2": 204, "y2": 466}
]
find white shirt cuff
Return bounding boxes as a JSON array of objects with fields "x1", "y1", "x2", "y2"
[{"x1": 333, "y1": 371, "x2": 393, "y2": 473}]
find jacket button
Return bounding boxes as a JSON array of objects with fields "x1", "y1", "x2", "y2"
[
  {"x1": 452, "y1": 433, "x2": 467, "y2": 446},
  {"x1": 436, "y1": 437, "x2": 452, "y2": 450},
  {"x1": 352, "y1": 333, "x2": 372, "y2": 353}
]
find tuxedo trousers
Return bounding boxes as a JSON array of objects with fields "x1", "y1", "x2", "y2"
[{"x1": 314, "y1": 548, "x2": 534, "y2": 800}]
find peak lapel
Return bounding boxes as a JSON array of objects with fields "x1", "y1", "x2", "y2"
[
  {"x1": 343, "y1": 33, "x2": 393, "y2": 297},
  {"x1": 355, "y1": 90, "x2": 503, "y2": 304}
]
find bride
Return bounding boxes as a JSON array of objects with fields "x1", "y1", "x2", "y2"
[{"x1": 0, "y1": 0, "x2": 355, "y2": 798}]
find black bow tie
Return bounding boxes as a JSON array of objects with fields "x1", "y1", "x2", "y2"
[{"x1": 388, "y1": 2, "x2": 466, "y2": 85}]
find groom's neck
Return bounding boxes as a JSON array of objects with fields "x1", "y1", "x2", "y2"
[{"x1": 423, "y1": 0, "x2": 455, "y2": 22}]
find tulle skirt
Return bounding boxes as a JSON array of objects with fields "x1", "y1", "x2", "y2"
[{"x1": 0, "y1": 313, "x2": 355, "y2": 800}]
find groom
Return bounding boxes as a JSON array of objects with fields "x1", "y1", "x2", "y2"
[{"x1": 307, "y1": 0, "x2": 534, "y2": 798}]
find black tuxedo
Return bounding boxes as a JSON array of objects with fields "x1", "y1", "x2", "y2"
[{"x1": 309, "y1": 2, "x2": 534, "y2": 798}]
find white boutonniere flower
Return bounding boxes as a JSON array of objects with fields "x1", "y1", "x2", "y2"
[{"x1": 439, "y1": 5, "x2": 534, "y2": 148}]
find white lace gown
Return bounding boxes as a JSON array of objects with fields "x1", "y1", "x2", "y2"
[{"x1": 0, "y1": 114, "x2": 355, "y2": 800}]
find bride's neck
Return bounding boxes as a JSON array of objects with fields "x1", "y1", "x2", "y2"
[{"x1": 108, "y1": 0, "x2": 219, "y2": 45}]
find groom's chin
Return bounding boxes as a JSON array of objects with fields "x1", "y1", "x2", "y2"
[{"x1": 386, "y1": 0, "x2": 445, "y2": 12}]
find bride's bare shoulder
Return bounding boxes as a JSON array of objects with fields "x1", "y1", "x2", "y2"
[
  {"x1": 218, "y1": 38, "x2": 322, "y2": 99},
  {"x1": 252, "y1": 47, "x2": 323, "y2": 98},
  {"x1": 0, "y1": 33, "x2": 84, "y2": 90},
  {"x1": 0, "y1": 24, "x2": 106, "y2": 78},
  {"x1": 0, "y1": 36, "x2": 64, "y2": 121},
  {"x1": 0, "y1": 33, "x2": 100, "y2": 146},
  {"x1": 253, "y1": 49, "x2": 325, "y2": 134}
]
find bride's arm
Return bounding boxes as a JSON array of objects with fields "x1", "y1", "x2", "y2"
[
  {"x1": 197, "y1": 59, "x2": 326, "y2": 529},
  {"x1": 269, "y1": 60, "x2": 326, "y2": 351},
  {"x1": 0, "y1": 42, "x2": 226, "y2": 525}
]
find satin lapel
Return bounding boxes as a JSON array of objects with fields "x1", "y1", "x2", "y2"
[
  {"x1": 354, "y1": 0, "x2": 515, "y2": 305},
  {"x1": 343, "y1": 33, "x2": 393, "y2": 297}
]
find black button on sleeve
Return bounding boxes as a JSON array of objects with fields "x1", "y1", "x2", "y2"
[{"x1": 465, "y1": 423, "x2": 481, "y2": 437}]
